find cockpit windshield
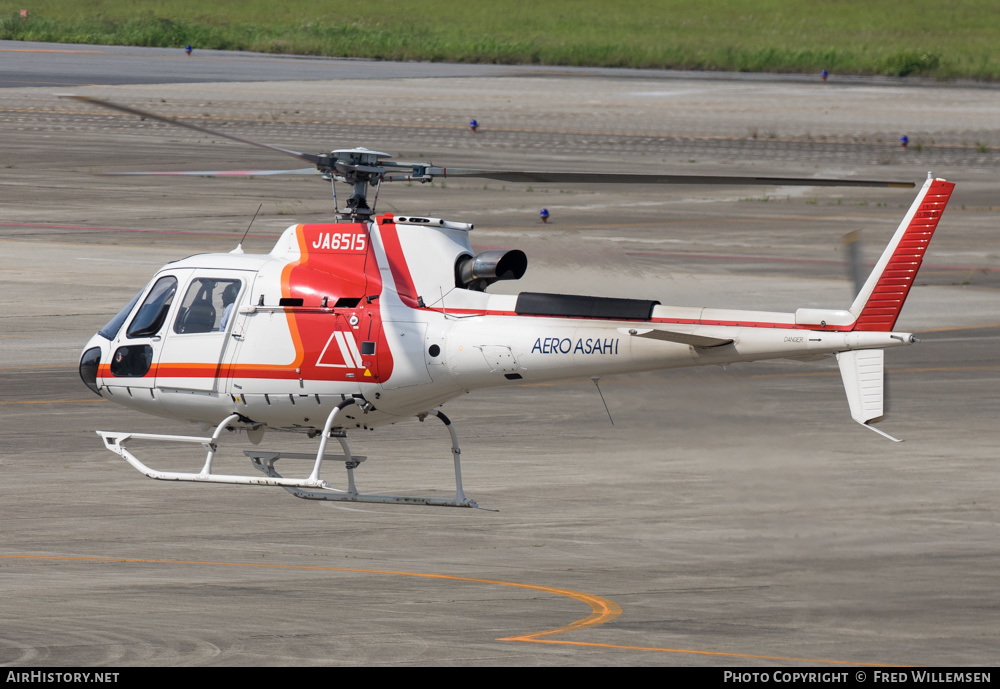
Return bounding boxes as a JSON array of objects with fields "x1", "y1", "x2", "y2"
[
  {"x1": 126, "y1": 276, "x2": 178, "y2": 339},
  {"x1": 97, "y1": 290, "x2": 142, "y2": 341}
]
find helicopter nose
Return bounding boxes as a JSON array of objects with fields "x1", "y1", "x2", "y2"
[{"x1": 79, "y1": 344, "x2": 103, "y2": 397}]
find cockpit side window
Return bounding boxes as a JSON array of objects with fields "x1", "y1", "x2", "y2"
[
  {"x1": 126, "y1": 276, "x2": 178, "y2": 339},
  {"x1": 173, "y1": 278, "x2": 243, "y2": 334}
]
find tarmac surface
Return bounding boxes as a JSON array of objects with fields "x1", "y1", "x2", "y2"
[{"x1": 1, "y1": 43, "x2": 998, "y2": 667}]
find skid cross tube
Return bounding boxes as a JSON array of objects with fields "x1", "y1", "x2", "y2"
[
  {"x1": 98, "y1": 403, "x2": 479, "y2": 507},
  {"x1": 246, "y1": 405, "x2": 479, "y2": 507},
  {"x1": 98, "y1": 414, "x2": 328, "y2": 488}
]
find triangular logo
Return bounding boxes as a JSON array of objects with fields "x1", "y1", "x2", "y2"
[{"x1": 316, "y1": 331, "x2": 363, "y2": 368}]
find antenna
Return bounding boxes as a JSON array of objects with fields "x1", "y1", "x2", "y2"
[
  {"x1": 592, "y1": 377, "x2": 614, "y2": 426},
  {"x1": 233, "y1": 203, "x2": 262, "y2": 254}
]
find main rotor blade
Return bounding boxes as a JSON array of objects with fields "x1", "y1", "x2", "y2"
[
  {"x1": 97, "y1": 168, "x2": 319, "y2": 177},
  {"x1": 436, "y1": 169, "x2": 915, "y2": 188},
  {"x1": 61, "y1": 96, "x2": 322, "y2": 166}
]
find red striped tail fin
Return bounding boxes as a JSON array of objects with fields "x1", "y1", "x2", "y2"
[{"x1": 850, "y1": 176, "x2": 954, "y2": 331}]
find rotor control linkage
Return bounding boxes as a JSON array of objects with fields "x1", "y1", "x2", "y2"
[{"x1": 247, "y1": 402, "x2": 479, "y2": 508}]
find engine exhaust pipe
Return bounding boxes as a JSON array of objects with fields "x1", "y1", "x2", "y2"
[{"x1": 456, "y1": 250, "x2": 527, "y2": 291}]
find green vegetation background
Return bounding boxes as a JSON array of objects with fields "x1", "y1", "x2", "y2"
[{"x1": 2, "y1": 0, "x2": 997, "y2": 78}]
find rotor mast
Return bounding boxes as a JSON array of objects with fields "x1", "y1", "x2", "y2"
[{"x1": 322, "y1": 148, "x2": 392, "y2": 221}]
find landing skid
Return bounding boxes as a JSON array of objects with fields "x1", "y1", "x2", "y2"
[{"x1": 97, "y1": 402, "x2": 480, "y2": 508}]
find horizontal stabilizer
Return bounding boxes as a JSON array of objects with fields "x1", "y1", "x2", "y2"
[{"x1": 628, "y1": 328, "x2": 734, "y2": 348}]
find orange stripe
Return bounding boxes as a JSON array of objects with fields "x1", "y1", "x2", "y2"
[{"x1": 279, "y1": 225, "x2": 307, "y2": 370}]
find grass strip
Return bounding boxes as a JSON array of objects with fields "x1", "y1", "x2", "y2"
[{"x1": 2, "y1": 0, "x2": 998, "y2": 79}]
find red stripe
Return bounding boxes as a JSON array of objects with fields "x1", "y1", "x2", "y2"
[
  {"x1": 411, "y1": 307, "x2": 855, "y2": 331},
  {"x1": 376, "y1": 217, "x2": 421, "y2": 308}
]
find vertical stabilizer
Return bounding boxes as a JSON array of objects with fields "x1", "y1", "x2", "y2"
[
  {"x1": 850, "y1": 175, "x2": 954, "y2": 331},
  {"x1": 837, "y1": 349, "x2": 900, "y2": 441}
]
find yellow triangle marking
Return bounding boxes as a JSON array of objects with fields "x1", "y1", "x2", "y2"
[{"x1": 364, "y1": 369, "x2": 372, "y2": 377}]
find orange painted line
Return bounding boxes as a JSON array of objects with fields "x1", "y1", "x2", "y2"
[
  {"x1": 0, "y1": 553, "x2": 618, "y2": 637},
  {"x1": 0, "y1": 554, "x2": 897, "y2": 665}
]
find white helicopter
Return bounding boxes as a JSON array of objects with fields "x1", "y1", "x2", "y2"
[{"x1": 71, "y1": 97, "x2": 954, "y2": 509}]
